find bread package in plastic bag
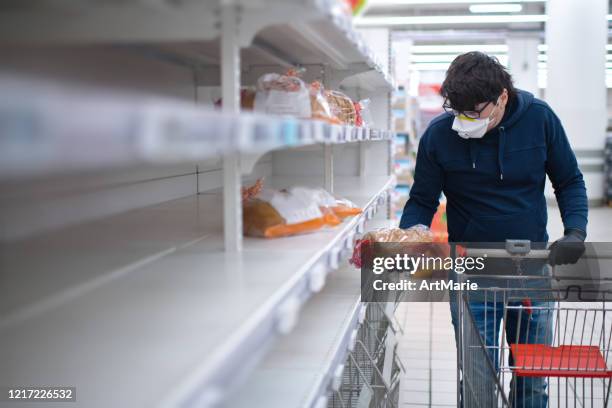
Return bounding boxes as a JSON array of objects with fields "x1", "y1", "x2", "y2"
[
  {"x1": 254, "y1": 70, "x2": 311, "y2": 118},
  {"x1": 309, "y1": 81, "x2": 342, "y2": 124},
  {"x1": 350, "y1": 225, "x2": 449, "y2": 277},
  {"x1": 241, "y1": 178, "x2": 264, "y2": 202},
  {"x1": 326, "y1": 90, "x2": 356, "y2": 125},
  {"x1": 243, "y1": 187, "x2": 341, "y2": 238},
  {"x1": 289, "y1": 187, "x2": 362, "y2": 226}
]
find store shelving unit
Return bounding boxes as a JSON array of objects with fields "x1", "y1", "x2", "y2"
[
  {"x1": 224, "y1": 218, "x2": 403, "y2": 408},
  {"x1": 0, "y1": 77, "x2": 393, "y2": 181},
  {"x1": 0, "y1": 1, "x2": 400, "y2": 407},
  {"x1": 221, "y1": 262, "x2": 365, "y2": 408}
]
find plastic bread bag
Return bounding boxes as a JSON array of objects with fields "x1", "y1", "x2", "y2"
[
  {"x1": 353, "y1": 100, "x2": 363, "y2": 127},
  {"x1": 330, "y1": 197, "x2": 362, "y2": 219},
  {"x1": 241, "y1": 178, "x2": 264, "y2": 202},
  {"x1": 287, "y1": 186, "x2": 340, "y2": 226},
  {"x1": 325, "y1": 90, "x2": 356, "y2": 125},
  {"x1": 213, "y1": 87, "x2": 257, "y2": 110},
  {"x1": 309, "y1": 81, "x2": 342, "y2": 124},
  {"x1": 243, "y1": 188, "x2": 338, "y2": 238},
  {"x1": 350, "y1": 225, "x2": 450, "y2": 277},
  {"x1": 289, "y1": 187, "x2": 362, "y2": 223},
  {"x1": 240, "y1": 87, "x2": 257, "y2": 110},
  {"x1": 254, "y1": 70, "x2": 312, "y2": 118}
]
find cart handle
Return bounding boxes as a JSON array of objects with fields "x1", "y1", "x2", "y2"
[
  {"x1": 463, "y1": 239, "x2": 549, "y2": 259},
  {"x1": 464, "y1": 248, "x2": 549, "y2": 259},
  {"x1": 461, "y1": 240, "x2": 612, "y2": 259}
]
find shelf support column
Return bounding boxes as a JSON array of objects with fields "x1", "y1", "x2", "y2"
[
  {"x1": 222, "y1": 2, "x2": 242, "y2": 252},
  {"x1": 324, "y1": 144, "x2": 333, "y2": 193}
]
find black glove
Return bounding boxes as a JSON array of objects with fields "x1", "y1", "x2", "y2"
[{"x1": 548, "y1": 229, "x2": 586, "y2": 266}]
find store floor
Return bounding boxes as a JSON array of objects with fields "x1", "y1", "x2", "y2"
[{"x1": 395, "y1": 205, "x2": 612, "y2": 407}]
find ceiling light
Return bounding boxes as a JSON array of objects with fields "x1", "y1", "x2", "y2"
[
  {"x1": 410, "y1": 63, "x2": 451, "y2": 71},
  {"x1": 539, "y1": 62, "x2": 612, "y2": 69},
  {"x1": 355, "y1": 14, "x2": 547, "y2": 26},
  {"x1": 539, "y1": 44, "x2": 612, "y2": 52},
  {"x1": 411, "y1": 44, "x2": 508, "y2": 53},
  {"x1": 411, "y1": 53, "x2": 506, "y2": 62},
  {"x1": 469, "y1": 4, "x2": 523, "y2": 13}
]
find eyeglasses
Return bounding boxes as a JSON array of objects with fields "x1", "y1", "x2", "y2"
[{"x1": 443, "y1": 99, "x2": 495, "y2": 119}]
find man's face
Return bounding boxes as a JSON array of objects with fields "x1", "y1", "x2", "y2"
[{"x1": 469, "y1": 89, "x2": 508, "y2": 131}]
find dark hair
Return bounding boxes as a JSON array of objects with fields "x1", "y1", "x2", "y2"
[{"x1": 440, "y1": 51, "x2": 516, "y2": 113}]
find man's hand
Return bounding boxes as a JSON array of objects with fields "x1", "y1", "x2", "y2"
[{"x1": 548, "y1": 229, "x2": 586, "y2": 266}]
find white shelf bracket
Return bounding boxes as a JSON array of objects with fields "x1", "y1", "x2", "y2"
[
  {"x1": 324, "y1": 144, "x2": 333, "y2": 193},
  {"x1": 222, "y1": 2, "x2": 243, "y2": 252}
]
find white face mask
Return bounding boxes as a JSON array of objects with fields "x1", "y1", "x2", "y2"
[
  {"x1": 451, "y1": 99, "x2": 500, "y2": 139},
  {"x1": 452, "y1": 114, "x2": 489, "y2": 139}
]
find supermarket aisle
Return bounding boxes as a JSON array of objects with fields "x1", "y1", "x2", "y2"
[
  {"x1": 395, "y1": 205, "x2": 612, "y2": 407},
  {"x1": 396, "y1": 302, "x2": 457, "y2": 407}
]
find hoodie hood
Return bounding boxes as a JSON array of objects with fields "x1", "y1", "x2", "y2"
[
  {"x1": 499, "y1": 89, "x2": 534, "y2": 129},
  {"x1": 469, "y1": 89, "x2": 534, "y2": 180}
]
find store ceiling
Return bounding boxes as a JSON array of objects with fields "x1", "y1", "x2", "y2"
[
  {"x1": 357, "y1": 0, "x2": 612, "y2": 87},
  {"x1": 357, "y1": 0, "x2": 611, "y2": 34},
  {"x1": 358, "y1": 0, "x2": 547, "y2": 31}
]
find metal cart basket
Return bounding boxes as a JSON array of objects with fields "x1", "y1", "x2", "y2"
[{"x1": 456, "y1": 240, "x2": 612, "y2": 408}]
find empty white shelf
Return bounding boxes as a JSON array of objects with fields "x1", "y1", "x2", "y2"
[
  {"x1": 0, "y1": 175, "x2": 394, "y2": 408},
  {"x1": 222, "y1": 263, "x2": 363, "y2": 408}
]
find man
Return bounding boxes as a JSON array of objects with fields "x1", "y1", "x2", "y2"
[{"x1": 399, "y1": 52, "x2": 588, "y2": 406}]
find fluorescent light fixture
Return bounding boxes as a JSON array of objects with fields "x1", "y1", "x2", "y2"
[
  {"x1": 411, "y1": 44, "x2": 508, "y2": 53},
  {"x1": 411, "y1": 55, "x2": 510, "y2": 70},
  {"x1": 540, "y1": 44, "x2": 612, "y2": 52},
  {"x1": 539, "y1": 62, "x2": 612, "y2": 69},
  {"x1": 469, "y1": 4, "x2": 523, "y2": 13},
  {"x1": 355, "y1": 14, "x2": 547, "y2": 26},
  {"x1": 368, "y1": 0, "x2": 543, "y2": 5},
  {"x1": 411, "y1": 53, "x2": 506, "y2": 62},
  {"x1": 541, "y1": 54, "x2": 612, "y2": 62},
  {"x1": 410, "y1": 63, "x2": 451, "y2": 71}
]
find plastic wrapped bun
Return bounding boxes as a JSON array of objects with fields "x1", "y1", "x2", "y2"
[
  {"x1": 254, "y1": 70, "x2": 311, "y2": 118},
  {"x1": 361, "y1": 225, "x2": 433, "y2": 244},
  {"x1": 326, "y1": 90, "x2": 356, "y2": 125},
  {"x1": 289, "y1": 186, "x2": 341, "y2": 227},
  {"x1": 241, "y1": 178, "x2": 264, "y2": 202},
  {"x1": 309, "y1": 81, "x2": 342, "y2": 124},
  {"x1": 350, "y1": 225, "x2": 449, "y2": 273},
  {"x1": 243, "y1": 188, "x2": 326, "y2": 238},
  {"x1": 289, "y1": 187, "x2": 362, "y2": 224}
]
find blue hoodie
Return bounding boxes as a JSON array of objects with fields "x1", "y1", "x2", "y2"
[{"x1": 399, "y1": 89, "x2": 588, "y2": 243}]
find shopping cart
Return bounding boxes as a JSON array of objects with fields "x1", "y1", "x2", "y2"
[{"x1": 455, "y1": 240, "x2": 612, "y2": 408}]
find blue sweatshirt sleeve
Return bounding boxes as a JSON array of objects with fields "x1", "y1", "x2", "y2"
[
  {"x1": 544, "y1": 108, "x2": 588, "y2": 235},
  {"x1": 399, "y1": 130, "x2": 443, "y2": 229}
]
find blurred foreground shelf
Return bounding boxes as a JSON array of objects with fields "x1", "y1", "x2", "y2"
[{"x1": 0, "y1": 175, "x2": 394, "y2": 408}]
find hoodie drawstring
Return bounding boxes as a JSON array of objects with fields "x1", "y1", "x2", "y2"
[
  {"x1": 498, "y1": 126, "x2": 506, "y2": 180},
  {"x1": 469, "y1": 140, "x2": 477, "y2": 169}
]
